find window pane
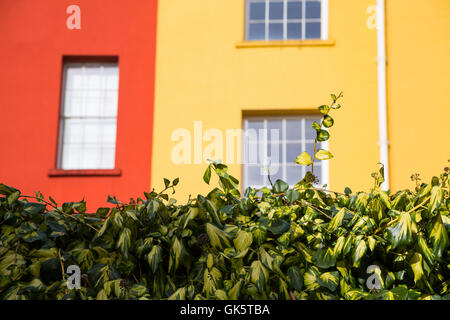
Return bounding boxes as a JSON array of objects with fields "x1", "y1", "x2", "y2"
[
  {"x1": 60, "y1": 62, "x2": 118, "y2": 170},
  {"x1": 267, "y1": 119, "x2": 283, "y2": 141},
  {"x1": 306, "y1": 142, "x2": 316, "y2": 156},
  {"x1": 286, "y1": 119, "x2": 302, "y2": 140},
  {"x1": 305, "y1": 22, "x2": 321, "y2": 39},
  {"x1": 244, "y1": 142, "x2": 260, "y2": 164},
  {"x1": 269, "y1": 1, "x2": 283, "y2": 19},
  {"x1": 243, "y1": 116, "x2": 328, "y2": 190},
  {"x1": 286, "y1": 165, "x2": 302, "y2": 185},
  {"x1": 286, "y1": 142, "x2": 302, "y2": 162},
  {"x1": 249, "y1": 22, "x2": 265, "y2": 40},
  {"x1": 287, "y1": 22, "x2": 302, "y2": 39},
  {"x1": 250, "y1": 2, "x2": 265, "y2": 20},
  {"x1": 267, "y1": 142, "x2": 282, "y2": 164},
  {"x1": 306, "y1": 0, "x2": 321, "y2": 19},
  {"x1": 287, "y1": 1, "x2": 302, "y2": 19},
  {"x1": 269, "y1": 23, "x2": 283, "y2": 40},
  {"x1": 247, "y1": 165, "x2": 264, "y2": 186}
]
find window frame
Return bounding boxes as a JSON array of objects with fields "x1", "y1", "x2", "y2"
[
  {"x1": 241, "y1": 114, "x2": 329, "y2": 191},
  {"x1": 56, "y1": 60, "x2": 120, "y2": 171},
  {"x1": 244, "y1": 0, "x2": 329, "y2": 41}
]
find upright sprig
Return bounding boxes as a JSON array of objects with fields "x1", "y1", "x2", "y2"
[{"x1": 295, "y1": 92, "x2": 343, "y2": 182}]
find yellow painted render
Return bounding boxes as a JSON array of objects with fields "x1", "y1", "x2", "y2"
[
  {"x1": 386, "y1": 0, "x2": 450, "y2": 191},
  {"x1": 151, "y1": 0, "x2": 411, "y2": 201}
]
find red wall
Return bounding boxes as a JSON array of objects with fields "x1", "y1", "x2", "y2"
[{"x1": 0, "y1": 0, "x2": 157, "y2": 210}]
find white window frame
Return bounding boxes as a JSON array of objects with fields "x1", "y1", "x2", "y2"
[
  {"x1": 57, "y1": 61, "x2": 119, "y2": 170},
  {"x1": 245, "y1": 0, "x2": 328, "y2": 41},
  {"x1": 242, "y1": 115, "x2": 329, "y2": 191}
]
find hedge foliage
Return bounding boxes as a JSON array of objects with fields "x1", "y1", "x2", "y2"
[{"x1": 1, "y1": 94, "x2": 449, "y2": 300}]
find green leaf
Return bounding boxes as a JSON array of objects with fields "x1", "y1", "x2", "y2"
[
  {"x1": 352, "y1": 239, "x2": 367, "y2": 268},
  {"x1": 287, "y1": 266, "x2": 303, "y2": 291},
  {"x1": 203, "y1": 165, "x2": 212, "y2": 184},
  {"x1": 315, "y1": 149, "x2": 333, "y2": 160},
  {"x1": 233, "y1": 230, "x2": 253, "y2": 253},
  {"x1": 429, "y1": 214, "x2": 449, "y2": 259},
  {"x1": 228, "y1": 280, "x2": 243, "y2": 300},
  {"x1": 322, "y1": 115, "x2": 334, "y2": 128},
  {"x1": 147, "y1": 245, "x2": 162, "y2": 273},
  {"x1": 7, "y1": 191, "x2": 20, "y2": 206},
  {"x1": 318, "y1": 271, "x2": 340, "y2": 292},
  {"x1": 273, "y1": 179, "x2": 289, "y2": 193},
  {"x1": 204, "y1": 198, "x2": 223, "y2": 228},
  {"x1": 286, "y1": 189, "x2": 300, "y2": 203},
  {"x1": 410, "y1": 252, "x2": 425, "y2": 284},
  {"x1": 328, "y1": 208, "x2": 345, "y2": 232},
  {"x1": 429, "y1": 186, "x2": 444, "y2": 212},
  {"x1": 206, "y1": 223, "x2": 232, "y2": 250},
  {"x1": 259, "y1": 247, "x2": 274, "y2": 270},
  {"x1": 311, "y1": 121, "x2": 321, "y2": 130},
  {"x1": 169, "y1": 237, "x2": 188, "y2": 273},
  {"x1": 164, "y1": 178, "x2": 170, "y2": 188},
  {"x1": 295, "y1": 152, "x2": 312, "y2": 166},
  {"x1": 318, "y1": 105, "x2": 330, "y2": 115},
  {"x1": 250, "y1": 261, "x2": 269, "y2": 293},
  {"x1": 313, "y1": 247, "x2": 336, "y2": 269},
  {"x1": 317, "y1": 130, "x2": 330, "y2": 142},
  {"x1": 116, "y1": 228, "x2": 131, "y2": 259},
  {"x1": 168, "y1": 287, "x2": 186, "y2": 300},
  {"x1": 417, "y1": 236, "x2": 435, "y2": 266},
  {"x1": 268, "y1": 219, "x2": 290, "y2": 235},
  {"x1": 252, "y1": 227, "x2": 267, "y2": 246},
  {"x1": 0, "y1": 183, "x2": 20, "y2": 196},
  {"x1": 386, "y1": 212, "x2": 417, "y2": 250},
  {"x1": 304, "y1": 266, "x2": 320, "y2": 291}
]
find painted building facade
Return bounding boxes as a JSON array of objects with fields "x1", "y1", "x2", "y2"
[{"x1": 0, "y1": 0, "x2": 449, "y2": 208}]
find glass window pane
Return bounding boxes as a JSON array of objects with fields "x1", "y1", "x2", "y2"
[
  {"x1": 60, "y1": 62, "x2": 118, "y2": 170},
  {"x1": 267, "y1": 142, "x2": 282, "y2": 164},
  {"x1": 250, "y1": 2, "x2": 265, "y2": 20},
  {"x1": 286, "y1": 119, "x2": 302, "y2": 140},
  {"x1": 249, "y1": 22, "x2": 266, "y2": 40},
  {"x1": 287, "y1": 22, "x2": 302, "y2": 39},
  {"x1": 63, "y1": 119, "x2": 83, "y2": 144},
  {"x1": 287, "y1": 1, "x2": 302, "y2": 19},
  {"x1": 306, "y1": 0, "x2": 321, "y2": 19},
  {"x1": 61, "y1": 145, "x2": 79, "y2": 169},
  {"x1": 306, "y1": 142, "x2": 315, "y2": 157},
  {"x1": 244, "y1": 142, "x2": 260, "y2": 164},
  {"x1": 305, "y1": 22, "x2": 321, "y2": 39},
  {"x1": 286, "y1": 142, "x2": 302, "y2": 163},
  {"x1": 247, "y1": 165, "x2": 264, "y2": 186},
  {"x1": 269, "y1": 1, "x2": 283, "y2": 19},
  {"x1": 269, "y1": 23, "x2": 283, "y2": 40},
  {"x1": 267, "y1": 119, "x2": 283, "y2": 141},
  {"x1": 100, "y1": 147, "x2": 116, "y2": 169},
  {"x1": 286, "y1": 165, "x2": 302, "y2": 185}
]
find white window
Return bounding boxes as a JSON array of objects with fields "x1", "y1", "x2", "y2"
[
  {"x1": 242, "y1": 116, "x2": 329, "y2": 190},
  {"x1": 245, "y1": 0, "x2": 328, "y2": 41},
  {"x1": 58, "y1": 62, "x2": 119, "y2": 170}
]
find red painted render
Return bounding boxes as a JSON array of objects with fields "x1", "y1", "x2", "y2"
[{"x1": 0, "y1": 0, "x2": 158, "y2": 210}]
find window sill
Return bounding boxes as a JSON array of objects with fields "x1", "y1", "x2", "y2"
[
  {"x1": 48, "y1": 169, "x2": 122, "y2": 177},
  {"x1": 235, "y1": 39, "x2": 335, "y2": 48}
]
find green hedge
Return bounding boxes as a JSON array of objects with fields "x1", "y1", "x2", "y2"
[{"x1": 1, "y1": 93, "x2": 449, "y2": 300}]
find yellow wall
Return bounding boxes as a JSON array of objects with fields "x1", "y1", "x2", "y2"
[
  {"x1": 387, "y1": 0, "x2": 450, "y2": 191},
  {"x1": 152, "y1": 0, "x2": 448, "y2": 200}
]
